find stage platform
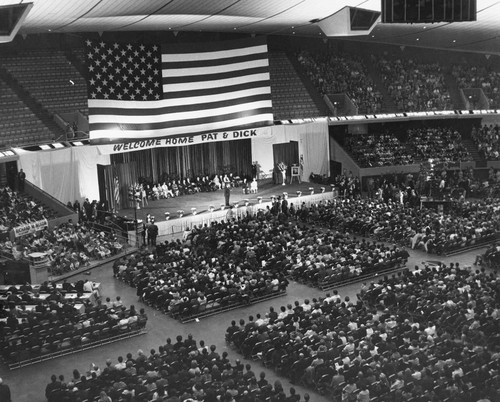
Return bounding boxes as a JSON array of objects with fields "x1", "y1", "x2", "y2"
[{"x1": 117, "y1": 181, "x2": 335, "y2": 238}]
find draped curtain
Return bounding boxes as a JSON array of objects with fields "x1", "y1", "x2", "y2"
[
  {"x1": 16, "y1": 147, "x2": 110, "y2": 204},
  {"x1": 110, "y1": 139, "x2": 252, "y2": 194},
  {"x1": 272, "y1": 141, "x2": 299, "y2": 183},
  {"x1": 251, "y1": 121, "x2": 329, "y2": 182}
]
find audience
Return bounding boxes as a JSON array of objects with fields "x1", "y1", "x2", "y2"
[
  {"x1": 0, "y1": 221, "x2": 125, "y2": 276},
  {"x1": 343, "y1": 127, "x2": 470, "y2": 169},
  {"x1": 375, "y1": 55, "x2": 452, "y2": 111},
  {"x1": 472, "y1": 124, "x2": 500, "y2": 160},
  {"x1": 297, "y1": 51, "x2": 382, "y2": 114},
  {"x1": 0, "y1": 283, "x2": 146, "y2": 366},
  {"x1": 45, "y1": 337, "x2": 300, "y2": 402},
  {"x1": 407, "y1": 127, "x2": 471, "y2": 162},
  {"x1": 452, "y1": 63, "x2": 500, "y2": 108},
  {"x1": 228, "y1": 263, "x2": 500, "y2": 402},
  {"x1": 0, "y1": 187, "x2": 55, "y2": 233},
  {"x1": 301, "y1": 197, "x2": 500, "y2": 255},
  {"x1": 345, "y1": 134, "x2": 413, "y2": 167}
]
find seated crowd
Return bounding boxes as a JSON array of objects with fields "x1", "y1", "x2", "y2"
[
  {"x1": 0, "y1": 221, "x2": 124, "y2": 276},
  {"x1": 0, "y1": 281, "x2": 147, "y2": 365},
  {"x1": 452, "y1": 63, "x2": 500, "y2": 108},
  {"x1": 44, "y1": 336, "x2": 304, "y2": 402},
  {"x1": 297, "y1": 51, "x2": 382, "y2": 114},
  {"x1": 343, "y1": 127, "x2": 470, "y2": 169},
  {"x1": 131, "y1": 173, "x2": 249, "y2": 207},
  {"x1": 472, "y1": 124, "x2": 500, "y2": 160},
  {"x1": 375, "y1": 55, "x2": 453, "y2": 111},
  {"x1": 0, "y1": 186, "x2": 56, "y2": 233},
  {"x1": 344, "y1": 134, "x2": 413, "y2": 167},
  {"x1": 227, "y1": 263, "x2": 500, "y2": 402},
  {"x1": 301, "y1": 197, "x2": 500, "y2": 255},
  {"x1": 406, "y1": 128, "x2": 471, "y2": 162},
  {"x1": 478, "y1": 242, "x2": 500, "y2": 270},
  {"x1": 114, "y1": 215, "x2": 291, "y2": 320}
]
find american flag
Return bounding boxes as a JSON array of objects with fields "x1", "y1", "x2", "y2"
[{"x1": 86, "y1": 38, "x2": 273, "y2": 144}]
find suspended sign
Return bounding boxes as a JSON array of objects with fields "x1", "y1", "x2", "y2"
[{"x1": 97, "y1": 126, "x2": 273, "y2": 155}]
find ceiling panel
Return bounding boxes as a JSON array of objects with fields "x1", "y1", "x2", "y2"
[{"x1": 1, "y1": 0, "x2": 497, "y2": 55}]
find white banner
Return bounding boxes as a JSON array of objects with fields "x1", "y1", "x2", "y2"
[
  {"x1": 13, "y1": 218, "x2": 48, "y2": 238},
  {"x1": 97, "y1": 126, "x2": 273, "y2": 155}
]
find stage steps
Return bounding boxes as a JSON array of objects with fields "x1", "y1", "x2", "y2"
[
  {"x1": 361, "y1": 53, "x2": 398, "y2": 113},
  {"x1": 462, "y1": 138, "x2": 482, "y2": 162}
]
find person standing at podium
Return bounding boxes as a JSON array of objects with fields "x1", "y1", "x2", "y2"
[{"x1": 224, "y1": 184, "x2": 231, "y2": 207}]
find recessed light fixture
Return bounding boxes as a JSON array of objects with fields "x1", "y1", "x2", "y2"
[
  {"x1": 416, "y1": 38, "x2": 420, "y2": 41},
  {"x1": 452, "y1": 40, "x2": 456, "y2": 43}
]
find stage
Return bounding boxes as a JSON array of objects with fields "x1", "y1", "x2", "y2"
[{"x1": 117, "y1": 180, "x2": 336, "y2": 238}]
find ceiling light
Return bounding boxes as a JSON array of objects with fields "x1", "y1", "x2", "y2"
[
  {"x1": 453, "y1": 40, "x2": 456, "y2": 43},
  {"x1": 416, "y1": 38, "x2": 420, "y2": 41}
]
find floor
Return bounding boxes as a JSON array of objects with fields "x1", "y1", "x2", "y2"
[{"x1": 0, "y1": 190, "x2": 487, "y2": 401}]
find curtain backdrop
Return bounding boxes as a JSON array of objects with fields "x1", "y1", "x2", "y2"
[
  {"x1": 110, "y1": 139, "x2": 252, "y2": 183},
  {"x1": 272, "y1": 141, "x2": 299, "y2": 183},
  {"x1": 251, "y1": 121, "x2": 329, "y2": 182},
  {"x1": 15, "y1": 147, "x2": 110, "y2": 204}
]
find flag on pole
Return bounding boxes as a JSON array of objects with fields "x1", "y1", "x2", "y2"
[
  {"x1": 113, "y1": 176, "x2": 120, "y2": 211},
  {"x1": 86, "y1": 37, "x2": 273, "y2": 144}
]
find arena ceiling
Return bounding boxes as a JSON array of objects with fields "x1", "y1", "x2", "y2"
[{"x1": 3, "y1": 0, "x2": 500, "y2": 55}]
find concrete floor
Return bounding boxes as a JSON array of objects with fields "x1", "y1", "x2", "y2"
[{"x1": 0, "y1": 227, "x2": 486, "y2": 402}]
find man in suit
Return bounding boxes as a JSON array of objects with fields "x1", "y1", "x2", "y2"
[
  {"x1": 0, "y1": 378, "x2": 11, "y2": 402},
  {"x1": 224, "y1": 184, "x2": 231, "y2": 207}
]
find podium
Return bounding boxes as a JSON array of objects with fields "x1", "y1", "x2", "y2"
[
  {"x1": 28, "y1": 252, "x2": 49, "y2": 284},
  {"x1": 290, "y1": 165, "x2": 301, "y2": 184}
]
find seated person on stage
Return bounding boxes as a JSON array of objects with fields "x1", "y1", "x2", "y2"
[
  {"x1": 151, "y1": 185, "x2": 160, "y2": 200},
  {"x1": 161, "y1": 182, "x2": 173, "y2": 198},
  {"x1": 250, "y1": 178, "x2": 258, "y2": 193},
  {"x1": 170, "y1": 181, "x2": 180, "y2": 197},
  {"x1": 223, "y1": 174, "x2": 232, "y2": 188},
  {"x1": 201, "y1": 176, "x2": 212, "y2": 192},
  {"x1": 242, "y1": 178, "x2": 249, "y2": 194},
  {"x1": 212, "y1": 175, "x2": 221, "y2": 190}
]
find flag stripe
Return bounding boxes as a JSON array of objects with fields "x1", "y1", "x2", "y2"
[
  {"x1": 89, "y1": 94, "x2": 271, "y2": 118},
  {"x1": 162, "y1": 44, "x2": 268, "y2": 62},
  {"x1": 90, "y1": 113, "x2": 274, "y2": 142},
  {"x1": 165, "y1": 81, "x2": 272, "y2": 100},
  {"x1": 89, "y1": 86, "x2": 271, "y2": 110},
  {"x1": 163, "y1": 52, "x2": 269, "y2": 70},
  {"x1": 90, "y1": 102, "x2": 273, "y2": 127},
  {"x1": 90, "y1": 105, "x2": 273, "y2": 129},
  {"x1": 164, "y1": 58, "x2": 269, "y2": 78},
  {"x1": 162, "y1": 66, "x2": 269, "y2": 84},
  {"x1": 163, "y1": 73, "x2": 270, "y2": 93}
]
